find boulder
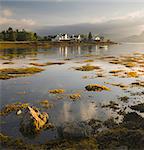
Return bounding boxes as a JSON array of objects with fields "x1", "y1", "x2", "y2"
[
  {"x1": 20, "y1": 106, "x2": 49, "y2": 137},
  {"x1": 58, "y1": 122, "x2": 93, "y2": 139}
]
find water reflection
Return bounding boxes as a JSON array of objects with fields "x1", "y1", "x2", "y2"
[
  {"x1": 1, "y1": 43, "x2": 144, "y2": 143},
  {"x1": 0, "y1": 45, "x2": 111, "y2": 59},
  {"x1": 55, "y1": 101, "x2": 111, "y2": 124},
  {"x1": 1, "y1": 44, "x2": 144, "y2": 60}
]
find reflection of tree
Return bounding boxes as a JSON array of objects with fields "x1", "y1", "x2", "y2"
[
  {"x1": 88, "y1": 45, "x2": 93, "y2": 52},
  {"x1": 1, "y1": 48, "x2": 38, "y2": 59}
]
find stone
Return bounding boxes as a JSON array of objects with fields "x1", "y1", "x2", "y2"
[
  {"x1": 20, "y1": 106, "x2": 49, "y2": 136},
  {"x1": 58, "y1": 122, "x2": 93, "y2": 139}
]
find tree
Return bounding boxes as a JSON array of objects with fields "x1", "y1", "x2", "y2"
[
  {"x1": 100, "y1": 36, "x2": 104, "y2": 42},
  {"x1": 0, "y1": 27, "x2": 40, "y2": 41},
  {"x1": 34, "y1": 33, "x2": 38, "y2": 40},
  {"x1": 8, "y1": 27, "x2": 13, "y2": 32},
  {"x1": 44, "y1": 36, "x2": 48, "y2": 41},
  {"x1": 7, "y1": 27, "x2": 16, "y2": 41},
  {"x1": 88, "y1": 32, "x2": 93, "y2": 41},
  {"x1": 9, "y1": 31, "x2": 16, "y2": 41},
  {"x1": 1, "y1": 30, "x2": 6, "y2": 41}
]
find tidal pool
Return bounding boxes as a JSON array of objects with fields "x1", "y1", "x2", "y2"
[{"x1": 0, "y1": 43, "x2": 144, "y2": 144}]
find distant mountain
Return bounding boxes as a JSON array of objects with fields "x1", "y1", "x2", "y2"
[
  {"x1": 35, "y1": 22, "x2": 134, "y2": 41},
  {"x1": 122, "y1": 31, "x2": 144, "y2": 42}
]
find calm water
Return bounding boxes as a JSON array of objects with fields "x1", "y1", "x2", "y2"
[{"x1": 0, "y1": 43, "x2": 144, "y2": 143}]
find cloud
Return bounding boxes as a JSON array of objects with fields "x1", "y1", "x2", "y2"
[
  {"x1": 0, "y1": 8, "x2": 36, "y2": 29},
  {"x1": 0, "y1": 17, "x2": 36, "y2": 27},
  {"x1": 36, "y1": 10, "x2": 144, "y2": 40},
  {"x1": 111, "y1": 10, "x2": 144, "y2": 21},
  {"x1": 2, "y1": 9, "x2": 13, "y2": 17}
]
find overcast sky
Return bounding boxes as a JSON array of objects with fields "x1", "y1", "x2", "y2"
[{"x1": 0, "y1": 0, "x2": 144, "y2": 36}]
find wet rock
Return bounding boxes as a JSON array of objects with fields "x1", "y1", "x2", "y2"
[
  {"x1": 16, "y1": 110, "x2": 22, "y2": 115},
  {"x1": 0, "y1": 67, "x2": 44, "y2": 80},
  {"x1": 20, "y1": 106, "x2": 49, "y2": 136},
  {"x1": 88, "y1": 119, "x2": 102, "y2": 131},
  {"x1": 3, "y1": 61, "x2": 14, "y2": 65},
  {"x1": 0, "y1": 103, "x2": 29, "y2": 116},
  {"x1": 131, "y1": 81, "x2": 144, "y2": 87},
  {"x1": 58, "y1": 122, "x2": 93, "y2": 139},
  {"x1": 0, "y1": 132, "x2": 46, "y2": 150},
  {"x1": 39, "y1": 100, "x2": 53, "y2": 108},
  {"x1": 130, "y1": 103, "x2": 144, "y2": 113},
  {"x1": 75, "y1": 65, "x2": 101, "y2": 71},
  {"x1": 125, "y1": 62, "x2": 136, "y2": 67},
  {"x1": 29, "y1": 62, "x2": 46, "y2": 67},
  {"x1": 45, "y1": 62, "x2": 65, "y2": 65},
  {"x1": 96, "y1": 128, "x2": 144, "y2": 150},
  {"x1": 69, "y1": 93, "x2": 81, "y2": 100},
  {"x1": 109, "y1": 70, "x2": 123, "y2": 74},
  {"x1": 46, "y1": 137, "x2": 98, "y2": 149},
  {"x1": 83, "y1": 59, "x2": 94, "y2": 63},
  {"x1": 102, "y1": 101, "x2": 119, "y2": 110},
  {"x1": 85, "y1": 84, "x2": 110, "y2": 92},
  {"x1": 105, "y1": 82, "x2": 128, "y2": 90},
  {"x1": 48, "y1": 89, "x2": 65, "y2": 94},
  {"x1": 29, "y1": 62, "x2": 65, "y2": 67},
  {"x1": 127, "y1": 71, "x2": 138, "y2": 78},
  {"x1": 122, "y1": 112, "x2": 144, "y2": 129},
  {"x1": 118, "y1": 96, "x2": 129, "y2": 103},
  {"x1": 103, "y1": 118, "x2": 118, "y2": 129}
]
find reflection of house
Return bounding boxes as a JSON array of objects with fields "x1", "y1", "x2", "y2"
[{"x1": 59, "y1": 46, "x2": 68, "y2": 57}]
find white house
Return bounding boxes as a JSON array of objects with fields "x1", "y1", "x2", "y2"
[
  {"x1": 71, "y1": 34, "x2": 81, "y2": 41},
  {"x1": 52, "y1": 33, "x2": 81, "y2": 42},
  {"x1": 94, "y1": 36, "x2": 101, "y2": 42},
  {"x1": 59, "y1": 34, "x2": 70, "y2": 41}
]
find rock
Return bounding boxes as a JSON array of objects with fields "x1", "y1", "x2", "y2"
[
  {"x1": 75, "y1": 65, "x2": 101, "y2": 71},
  {"x1": 130, "y1": 103, "x2": 144, "y2": 112},
  {"x1": 16, "y1": 110, "x2": 22, "y2": 115},
  {"x1": 122, "y1": 112, "x2": 144, "y2": 129},
  {"x1": 39, "y1": 100, "x2": 53, "y2": 108},
  {"x1": 48, "y1": 89, "x2": 65, "y2": 94},
  {"x1": 85, "y1": 84, "x2": 110, "y2": 92},
  {"x1": 20, "y1": 106, "x2": 49, "y2": 136},
  {"x1": 58, "y1": 122, "x2": 93, "y2": 139},
  {"x1": 69, "y1": 93, "x2": 81, "y2": 100}
]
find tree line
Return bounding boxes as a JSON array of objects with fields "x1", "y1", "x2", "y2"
[
  {"x1": 0, "y1": 27, "x2": 38, "y2": 41},
  {"x1": 0, "y1": 27, "x2": 106, "y2": 42}
]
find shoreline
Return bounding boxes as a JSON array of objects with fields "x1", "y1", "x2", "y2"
[{"x1": 0, "y1": 41, "x2": 117, "y2": 49}]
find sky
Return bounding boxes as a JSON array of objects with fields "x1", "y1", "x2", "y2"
[{"x1": 0, "y1": 0, "x2": 144, "y2": 37}]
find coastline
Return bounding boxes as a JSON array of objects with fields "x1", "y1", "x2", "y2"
[{"x1": 0, "y1": 41, "x2": 117, "y2": 49}]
